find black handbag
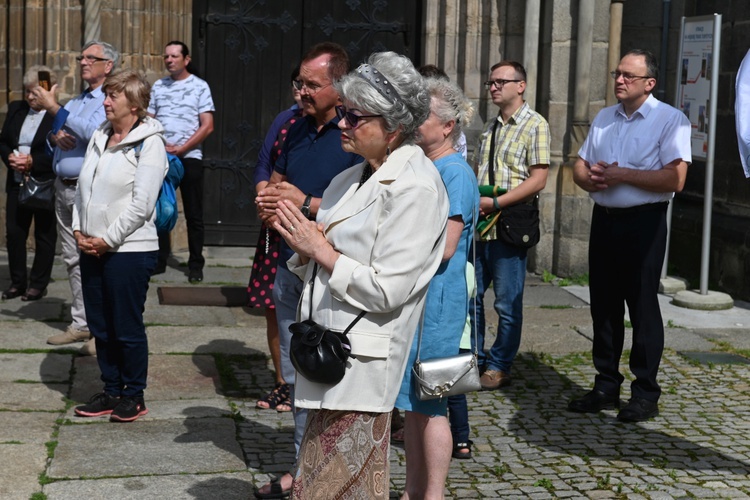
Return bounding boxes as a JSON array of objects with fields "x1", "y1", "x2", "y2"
[
  {"x1": 289, "y1": 264, "x2": 365, "y2": 385},
  {"x1": 498, "y1": 203, "x2": 540, "y2": 248},
  {"x1": 18, "y1": 174, "x2": 55, "y2": 211}
]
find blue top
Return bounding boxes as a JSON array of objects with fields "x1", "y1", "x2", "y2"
[
  {"x1": 395, "y1": 152, "x2": 479, "y2": 416},
  {"x1": 275, "y1": 114, "x2": 362, "y2": 269},
  {"x1": 51, "y1": 86, "x2": 106, "y2": 179},
  {"x1": 253, "y1": 105, "x2": 303, "y2": 186}
]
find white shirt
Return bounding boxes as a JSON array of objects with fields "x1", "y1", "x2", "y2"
[
  {"x1": 18, "y1": 109, "x2": 46, "y2": 151},
  {"x1": 736, "y1": 49, "x2": 750, "y2": 178},
  {"x1": 578, "y1": 94, "x2": 692, "y2": 208}
]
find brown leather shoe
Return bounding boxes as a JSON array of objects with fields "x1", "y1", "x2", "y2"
[{"x1": 480, "y1": 369, "x2": 511, "y2": 390}]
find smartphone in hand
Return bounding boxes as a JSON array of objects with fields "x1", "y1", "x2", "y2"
[{"x1": 38, "y1": 70, "x2": 51, "y2": 91}]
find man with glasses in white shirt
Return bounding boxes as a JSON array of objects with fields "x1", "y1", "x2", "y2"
[
  {"x1": 570, "y1": 49, "x2": 691, "y2": 422},
  {"x1": 32, "y1": 41, "x2": 119, "y2": 354}
]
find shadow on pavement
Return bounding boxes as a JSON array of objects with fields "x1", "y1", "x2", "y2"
[
  {"x1": 186, "y1": 475, "x2": 254, "y2": 499},
  {"x1": 504, "y1": 352, "x2": 750, "y2": 473}
]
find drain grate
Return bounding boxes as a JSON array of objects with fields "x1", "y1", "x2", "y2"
[{"x1": 678, "y1": 351, "x2": 750, "y2": 365}]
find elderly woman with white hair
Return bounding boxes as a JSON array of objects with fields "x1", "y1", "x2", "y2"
[
  {"x1": 272, "y1": 52, "x2": 449, "y2": 498},
  {"x1": 396, "y1": 77, "x2": 479, "y2": 499}
]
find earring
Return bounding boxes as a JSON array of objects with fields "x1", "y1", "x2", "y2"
[{"x1": 386, "y1": 146, "x2": 391, "y2": 156}]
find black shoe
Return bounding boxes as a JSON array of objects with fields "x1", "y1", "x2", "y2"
[
  {"x1": 110, "y1": 396, "x2": 148, "y2": 422},
  {"x1": 188, "y1": 269, "x2": 203, "y2": 283},
  {"x1": 152, "y1": 264, "x2": 167, "y2": 276},
  {"x1": 567, "y1": 389, "x2": 620, "y2": 413},
  {"x1": 75, "y1": 392, "x2": 120, "y2": 417},
  {"x1": 21, "y1": 288, "x2": 47, "y2": 301},
  {"x1": 617, "y1": 397, "x2": 659, "y2": 422},
  {"x1": 2, "y1": 286, "x2": 26, "y2": 300}
]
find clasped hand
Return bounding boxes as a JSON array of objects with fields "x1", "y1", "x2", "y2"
[
  {"x1": 256, "y1": 182, "x2": 304, "y2": 225},
  {"x1": 588, "y1": 161, "x2": 624, "y2": 191},
  {"x1": 75, "y1": 232, "x2": 111, "y2": 257},
  {"x1": 273, "y1": 199, "x2": 326, "y2": 261}
]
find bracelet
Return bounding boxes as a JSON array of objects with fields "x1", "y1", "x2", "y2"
[{"x1": 492, "y1": 197, "x2": 501, "y2": 211}]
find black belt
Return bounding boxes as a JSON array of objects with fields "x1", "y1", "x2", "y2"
[
  {"x1": 61, "y1": 178, "x2": 77, "y2": 186},
  {"x1": 595, "y1": 202, "x2": 668, "y2": 215}
]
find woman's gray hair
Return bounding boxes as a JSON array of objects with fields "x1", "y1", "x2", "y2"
[
  {"x1": 23, "y1": 65, "x2": 57, "y2": 87},
  {"x1": 334, "y1": 51, "x2": 429, "y2": 143},
  {"x1": 425, "y1": 77, "x2": 475, "y2": 148}
]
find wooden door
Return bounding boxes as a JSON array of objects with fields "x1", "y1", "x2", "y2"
[{"x1": 193, "y1": 0, "x2": 421, "y2": 246}]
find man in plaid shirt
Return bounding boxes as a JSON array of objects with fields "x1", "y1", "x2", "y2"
[{"x1": 471, "y1": 60, "x2": 550, "y2": 390}]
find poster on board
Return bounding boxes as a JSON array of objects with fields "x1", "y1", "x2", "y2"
[{"x1": 675, "y1": 16, "x2": 717, "y2": 160}]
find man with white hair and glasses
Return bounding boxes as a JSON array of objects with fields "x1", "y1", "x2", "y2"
[{"x1": 33, "y1": 40, "x2": 120, "y2": 355}]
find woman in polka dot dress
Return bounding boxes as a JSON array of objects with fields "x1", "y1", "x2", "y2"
[{"x1": 249, "y1": 67, "x2": 304, "y2": 412}]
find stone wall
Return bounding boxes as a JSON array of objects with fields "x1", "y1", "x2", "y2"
[{"x1": 0, "y1": 0, "x2": 192, "y2": 250}]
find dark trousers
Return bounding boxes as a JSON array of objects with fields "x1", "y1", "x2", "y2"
[
  {"x1": 158, "y1": 157, "x2": 204, "y2": 272},
  {"x1": 589, "y1": 203, "x2": 668, "y2": 402},
  {"x1": 447, "y1": 347, "x2": 471, "y2": 444},
  {"x1": 5, "y1": 186, "x2": 57, "y2": 290},
  {"x1": 81, "y1": 251, "x2": 157, "y2": 398}
]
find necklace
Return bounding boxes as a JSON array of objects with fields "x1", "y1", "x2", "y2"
[{"x1": 358, "y1": 163, "x2": 373, "y2": 189}]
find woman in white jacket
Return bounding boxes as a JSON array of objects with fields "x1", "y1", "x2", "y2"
[
  {"x1": 273, "y1": 52, "x2": 449, "y2": 499},
  {"x1": 72, "y1": 69, "x2": 168, "y2": 423}
]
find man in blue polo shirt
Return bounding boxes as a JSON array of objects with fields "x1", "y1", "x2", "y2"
[{"x1": 253, "y1": 42, "x2": 361, "y2": 499}]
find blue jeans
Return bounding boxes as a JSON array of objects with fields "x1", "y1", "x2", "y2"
[
  {"x1": 80, "y1": 251, "x2": 157, "y2": 398},
  {"x1": 273, "y1": 265, "x2": 308, "y2": 454},
  {"x1": 470, "y1": 239, "x2": 527, "y2": 374}
]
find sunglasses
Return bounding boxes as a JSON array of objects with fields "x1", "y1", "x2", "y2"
[{"x1": 335, "y1": 105, "x2": 382, "y2": 129}]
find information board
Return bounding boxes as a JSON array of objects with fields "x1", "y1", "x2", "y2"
[{"x1": 674, "y1": 16, "x2": 719, "y2": 160}]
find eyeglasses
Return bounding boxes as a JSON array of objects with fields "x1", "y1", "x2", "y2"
[
  {"x1": 610, "y1": 71, "x2": 652, "y2": 83},
  {"x1": 335, "y1": 106, "x2": 382, "y2": 129},
  {"x1": 76, "y1": 55, "x2": 110, "y2": 63},
  {"x1": 484, "y1": 79, "x2": 522, "y2": 90},
  {"x1": 292, "y1": 79, "x2": 331, "y2": 95}
]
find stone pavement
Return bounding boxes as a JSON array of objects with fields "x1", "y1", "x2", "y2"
[{"x1": 1, "y1": 248, "x2": 749, "y2": 499}]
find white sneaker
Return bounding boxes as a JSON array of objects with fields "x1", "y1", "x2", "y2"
[
  {"x1": 79, "y1": 338, "x2": 96, "y2": 356},
  {"x1": 47, "y1": 326, "x2": 91, "y2": 345}
]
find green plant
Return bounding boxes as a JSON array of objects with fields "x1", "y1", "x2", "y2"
[
  {"x1": 542, "y1": 269, "x2": 556, "y2": 283},
  {"x1": 540, "y1": 304, "x2": 573, "y2": 310},
  {"x1": 651, "y1": 456, "x2": 667, "y2": 468},
  {"x1": 30, "y1": 493, "x2": 47, "y2": 500},
  {"x1": 493, "y1": 463, "x2": 511, "y2": 476},
  {"x1": 45, "y1": 441, "x2": 57, "y2": 459},
  {"x1": 624, "y1": 319, "x2": 633, "y2": 328},
  {"x1": 596, "y1": 473, "x2": 611, "y2": 489},
  {"x1": 534, "y1": 478, "x2": 554, "y2": 491}
]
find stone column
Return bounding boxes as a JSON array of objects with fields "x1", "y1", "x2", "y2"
[
  {"x1": 84, "y1": 0, "x2": 102, "y2": 43},
  {"x1": 523, "y1": 0, "x2": 541, "y2": 110},
  {"x1": 606, "y1": 0, "x2": 625, "y2": 107}
]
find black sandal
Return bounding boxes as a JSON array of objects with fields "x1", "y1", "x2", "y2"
[
  {"x1": 254, "y1": 476, "x2": 291, "y2": 499},
  {"x1": 452, "y1": 440, "x2": 473, "y2": 459},
  {"x1": 256, "y1": 383, "x2": 290, "y2": 410}
]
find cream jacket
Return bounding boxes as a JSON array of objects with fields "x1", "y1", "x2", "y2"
[
  {"x1": 72, "y1": 117, "x2": 168, "y2": 252},
  {"x1": 289, "y1": 144, "x2": 449, "y2": 413}
]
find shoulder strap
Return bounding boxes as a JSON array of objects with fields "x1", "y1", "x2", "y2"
[
  {"x1": 132, "y1": 141, "x2": 144, "y2": 159},
  {"x1": 307, "y1": 263, "x2": 366, "y2": 332},
  {"x1": 415, "y1": 202, "x2": 479, "y2": 362},
  {"x1": 487, "y1": 119, "x2": 499, "y2": 186}
]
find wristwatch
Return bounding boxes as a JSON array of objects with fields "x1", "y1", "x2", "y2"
[{"x1": 301, "y1": 194, "x2": 313, "y2": 219}]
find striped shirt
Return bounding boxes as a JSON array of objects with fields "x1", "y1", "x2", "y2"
[{"x1": 471, "y1": 102, "x2": 550, "y2": 240}]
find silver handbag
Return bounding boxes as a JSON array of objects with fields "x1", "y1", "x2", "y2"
[
  {"x1": 412, "y1": 201, "x2": 481, "y2": 401},
  {"x1": 412, "y1": 351, "x2": 481, "y2": 401}
]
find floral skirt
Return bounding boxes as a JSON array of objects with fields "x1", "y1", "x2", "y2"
[
  {"x1": 292, "y1": 409, "x2": 391, "y2": 499},
  {"x1": 247, "y1": 226, "x2": 280, "y2": 308}
]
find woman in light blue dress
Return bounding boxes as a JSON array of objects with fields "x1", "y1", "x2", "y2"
[{"x1": 395, "y1": 77, "x2": 479, "y2": 498}]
